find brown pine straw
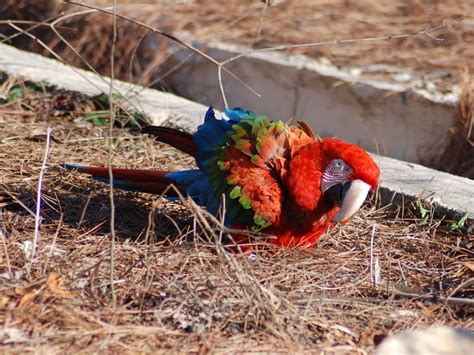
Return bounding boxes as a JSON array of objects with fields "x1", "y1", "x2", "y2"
[
  {"x1": 423, "y1": 69, "x2": 474, "y2": 178},
  {"x1": 2, "y1": 0, "x2": 474, "y2": 87},
  {"x1": 0, "y1": 77, "x2": 472, "y2": 352},
  {"x1": 2, "y1": 0, "x2": 474, "y2": 178}
]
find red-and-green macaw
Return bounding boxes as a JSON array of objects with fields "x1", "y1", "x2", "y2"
[{"x1": 64, "y1": 107, "x2": 380, "y2": 249}]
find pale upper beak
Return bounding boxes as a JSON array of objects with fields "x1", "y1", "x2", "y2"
[{"x1": 332, "y1": 179, "x2": 371, "y2": 222}]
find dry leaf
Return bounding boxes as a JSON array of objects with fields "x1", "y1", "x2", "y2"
[
  {"x1": 0, "y1": 295, "x2": 10, "y2": 309},
  {"x1": 47, "y1": 272, "x2": 77, "y2": 298},
  {"x1": 18, "y1": 290, "x2": 38, "y2": 308},
  {"x1": 462, "y1": 262, "x2": 474, "y2": 272}
]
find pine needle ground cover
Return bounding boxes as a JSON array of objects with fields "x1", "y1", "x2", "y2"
[{"x1": 0, "y1": 78, "x2": 472, "y2": 352}]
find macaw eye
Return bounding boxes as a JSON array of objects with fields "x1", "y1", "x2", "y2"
[
  {"x1": 327, "y1": 159, "x2": 352, "y2": 177},
  {"x1": 334, "y1": 159, "x2": 344, "y2": 170}
]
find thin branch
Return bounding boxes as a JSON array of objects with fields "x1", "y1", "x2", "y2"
[
  {"x1": 0, "y1": 11, "x2": 76, "y2": 44},
  {"x1": 217, "y1": 66, "x2": 228, "y2": 109},
  {"x1": 63, "y1": 0, "x2": 261, "y2": 106},
  {"x1": 108, "y1": 0, "x2": 118, "y2": 309},
  {"x1": 0, "y1": 206, "x2": 12, "y2": 278},
  {"x1": 221, "y1": 19, "x2": 460, "y2": 66},
  {"x1": 3, "y1": 14, "x2": 158, "y2": 119},
  {"x1": 42, "y1": 216, "x2": 63, "y2": 277},
  {"x1": 439, "y1": 278, "x2": 474, "y2": 312},
  {"x1": 255, "y1": 0, "x2": 271, "y2": 43},
  {"x1": 0, "y1": 188, "x2": 36, "y2": 217},
  {"x1": 448, "y1": 278, "x2": 474, "y2": 298},
  {"x1": 388, "y1": 289, "x2": 474, "y2": 306},
  {"x1": 370, "y1": 225, "x2": 376, "y2": 286},
  {"x1": 0, "y1": 19, "x2": 73, "y2": 32},
  {"x1": 30, "y1": 126, "x2": 53, "y2": 266},
  {"x1": 63, "y1": 1, "x2": 218, "y2": 65},
  {"x1": 5, "y1": 21, "x2": 120, "y2": 100}
]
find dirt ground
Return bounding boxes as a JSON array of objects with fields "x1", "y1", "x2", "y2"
[
  {"x1": 1, "y1": 1, "x2": 474, "y2": 352},
  {"x1": 0, "y1": 77, "x2": 472, "y2": 352}
]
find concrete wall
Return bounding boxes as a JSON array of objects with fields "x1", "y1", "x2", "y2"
[
  {"x1": 162, "y1": 42, "x2": 460, "y2": 165},
  {"x1": 1, "y1": 43, "x2": 472, "y2": 220}
]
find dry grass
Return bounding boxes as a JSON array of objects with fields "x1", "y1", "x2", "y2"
[
  {"x1": 2, "y1": 0, "x2": 474, "y2": 87},
  {"x1": 0, "y1": 77, "x2": 472, "y2": 352},
  {"x1": 423, "y1": 69, "x2": 474, "y2": 178},
  {"x1": 2, "y1": 0, "x2": 474, "y2": 179}
]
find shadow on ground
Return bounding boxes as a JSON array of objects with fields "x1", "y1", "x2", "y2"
[{"x1": 2, "y1": 184, "x2": 194, "y2": 242}]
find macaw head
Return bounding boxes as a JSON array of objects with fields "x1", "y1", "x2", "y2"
[
  {"x1": 319, "y1": 138, "x2": 380, "y2": 222},
  {"x1": 288, "y1": 137, "x2": 380, "y2": 223}
]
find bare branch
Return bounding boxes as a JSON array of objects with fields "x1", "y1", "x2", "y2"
[
  {"x1": 107, "y1": 0, "x2": 118, "y2": 309},
  {"x1": 63, "y1": 0, "x2": 261, "y2": 106},
  {"x1": 30, "y1": 126, "x2": 53, "y2": 266},
  {"x1": 221, "y1": 17, "x2": 461, "y2": 66}
]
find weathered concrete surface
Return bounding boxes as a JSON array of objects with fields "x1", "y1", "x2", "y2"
[
  {"x1": 0, "y1": 43, "x2": 207, "y2": 130},
  {"x1": 0, "y1": 44, "x2": 472, "y2": 220},
  {"x1": 372, "y1": 154, "x2": 473, "y2": 219},
  {"x1": 162, "y1": 42, "x2": 461, "y2": 165}
]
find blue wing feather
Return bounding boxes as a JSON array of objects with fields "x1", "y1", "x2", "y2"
[
  {"x1": 193, "y1": 107, "x2": 242, "y2": 169},
  {"x1": 167, "y1": 107, "x2": 258, "y2": 224}
]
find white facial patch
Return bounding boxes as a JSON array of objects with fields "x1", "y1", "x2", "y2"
[{"x1": 321, "y1": 159, "x2": 353, "y2": 193}]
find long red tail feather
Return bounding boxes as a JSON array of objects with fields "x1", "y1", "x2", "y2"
[
  {"x1": 62, "y1": 164, "x2": 187, "y2": 196},
  {"x1": 142, "y1": 126, "x2": 196, "y2": 157}
]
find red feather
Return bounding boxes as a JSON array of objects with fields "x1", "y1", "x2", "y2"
[
  {"x1": 63, "y1": 164, "x2": 188, "y2": 196},
  {"x1": 142, "y1": 126, "x2": 196, "y2": 156},
  {"x1": 65, "y1": 109, "x2": 380, "y2": 252},
  {"x1": 229, "y1": 137, "x2": 380, "y2": 250}
]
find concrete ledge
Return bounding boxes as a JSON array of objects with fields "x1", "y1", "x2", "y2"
[
  {"x1": 0, "y1": 43, "x2": 207, "y2": 130},
  {"x1": 162, "y1": 42, "x2": 461, "y2": 165},
  {"x1": 372, "y1": 154, "x2": 473, "y2": 220},
  {"x1": 0, "y1": 44, "x2": 472, "y2": 220}
]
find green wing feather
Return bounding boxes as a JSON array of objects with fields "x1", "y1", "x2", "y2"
[{"x1": 202, "y1": 114, "x2": 313, "y2": 231}]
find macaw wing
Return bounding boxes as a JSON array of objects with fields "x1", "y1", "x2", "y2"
[
  {"x1": 215, "y1": 146, "x2": 284, "y2": 231},
  {"x1": 200, "y1": 109, "x2": 314, "y2": 231},
  {"x1": 162, "y1": 107, "x2": 315, "y2": 230}
]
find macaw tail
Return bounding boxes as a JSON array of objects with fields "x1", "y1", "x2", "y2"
[
  {"x1": 141, "y1": 126, "x2": 196, "y2": 157},
  {"x1": 61, "y1": 163, "x2": 188, "y2": 197},
  {"x1": 62, "y1": 108, "x2": 252, "y2": 211}
]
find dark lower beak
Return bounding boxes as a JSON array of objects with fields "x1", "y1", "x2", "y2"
[
  {"x1": 324, "y1": 181, "x2": 352, "y2": 205},
  {"x1": 326, "y1": 180, "x2": 372, "y2": 222}
]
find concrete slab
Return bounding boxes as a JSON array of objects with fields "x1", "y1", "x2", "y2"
[
  {"x1": 0, "y1": 44, "x2": 472, "y2": 221},
  {"x1": 162, "y1": 42, "x2": 461, "y2": 165},
  {"x1": 0, "y1": 43, "x2": 207, "y2": 130},
  {"x1": 372, "y1": 154, "x2": 473, "y2": 220}
]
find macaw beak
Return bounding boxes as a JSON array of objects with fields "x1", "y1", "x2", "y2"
[{"x1": 324, "y1": 179, "x2": 371, "y2": 222}]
